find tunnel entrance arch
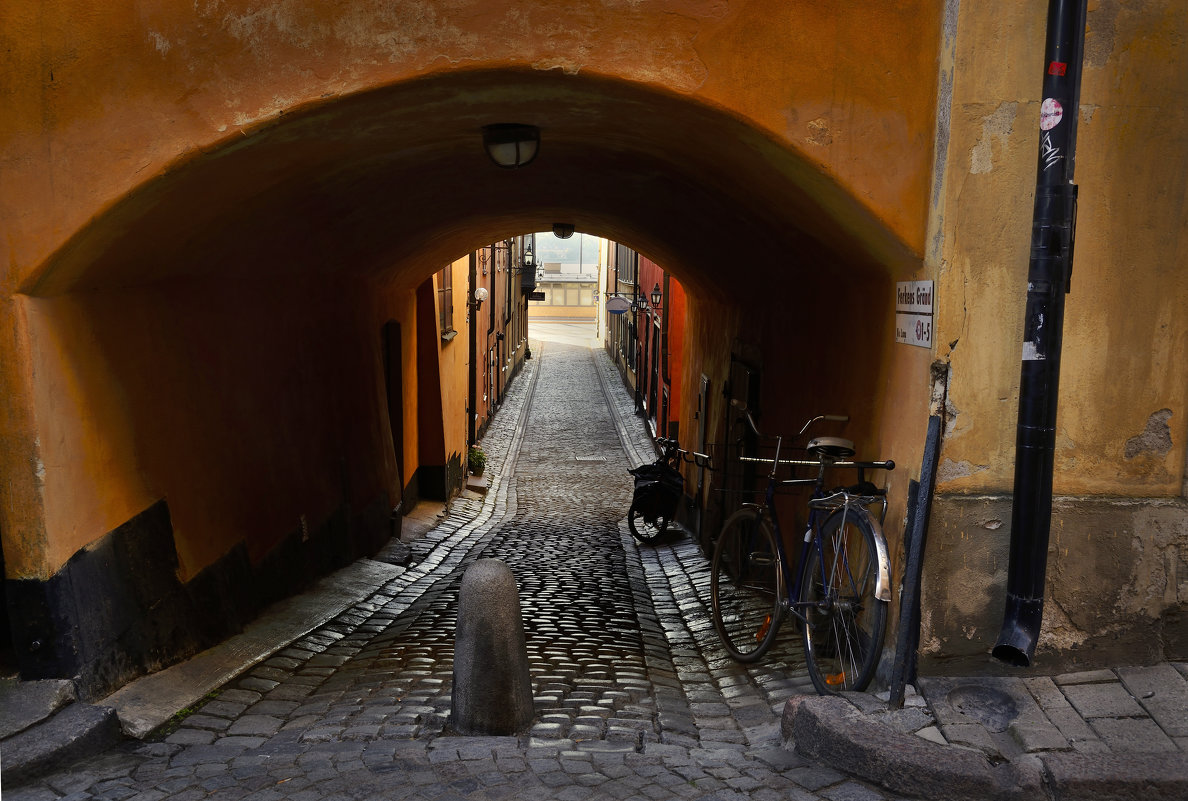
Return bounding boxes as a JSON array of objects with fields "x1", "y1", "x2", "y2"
[{"x1": 5, "y1": 69, "x2": 929, "y2": 694}]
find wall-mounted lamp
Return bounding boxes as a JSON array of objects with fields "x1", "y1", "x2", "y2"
[
  {"x1": 552, "y1": 223, "x2": 575, "y2": 240},
  {"x1": 650, "y1": 283, "x2": 663, "y2": 308},
  {"x1": 482, "y1": 124, "x2": 540, "y2": 168},
  {"x1": 523, "y1": 246, "x2": 535, "y2": 267},
  {"x1": 472, "y1": 286, "x2": 489, "y2": 310}
]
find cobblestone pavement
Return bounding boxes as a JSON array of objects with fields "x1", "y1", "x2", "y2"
[{"x1": 9, "y1": 340, "x2": 916, "y2": 801}]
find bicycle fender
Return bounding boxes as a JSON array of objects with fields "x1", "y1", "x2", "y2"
[{"x1": 867, "y1": 515, "x2": 893, "y2": 602}]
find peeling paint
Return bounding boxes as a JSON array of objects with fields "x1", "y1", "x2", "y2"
[
  {"x1": 806, "y1": 118, "x2": 832, "y2": 146},
  {"x1": 1124, "y1": 408, "x2": 1173, "y2": 460},
  {"x1": 919, "y1": 607, "x2": 943, "y2": 655},
  {"x1": 148, "y1": 31, "x2": 172, "y2": 56},
  {"x1": 937, "y1": 457, "x2": 989, "y2": 482},
  {"x1": 1085, "y1": 0, "x2": 1120, "y2": 69},
  {"x1": 969, "y1": 102, "x2": 1016, "y2": 175}
]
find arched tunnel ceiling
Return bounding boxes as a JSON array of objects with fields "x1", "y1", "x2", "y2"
[{"x1": 26, "y1": 70, "x2": 920, "y2": 300}]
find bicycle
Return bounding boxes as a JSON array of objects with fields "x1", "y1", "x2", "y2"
[
  {"x1": 710, "y1": 407, "x2": 895, "y2": 695},
  {"x1": 626, "y1": 437, "x2": 685, "y2": 544}
]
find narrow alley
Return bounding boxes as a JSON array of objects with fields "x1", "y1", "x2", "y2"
[{"x1": 7, "y1": 329, "x2": 912, "y2": 801}]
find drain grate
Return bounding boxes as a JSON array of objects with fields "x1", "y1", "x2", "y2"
[
  {"x1": 574, "y1": 455, "x2": 607, "y2": 462},
  {"x1": 947, "y1": 685, "x2": 1019, "y2": 733}
]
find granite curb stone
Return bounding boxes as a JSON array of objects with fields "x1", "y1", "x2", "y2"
[
  {"x1": 789, "y1": 694, "x2": 1041, "y2": 801},
  {"x1": 2, "y1": 702, "x2": 123, "y2": 785},
  {"x1": 1040, "y1": 751, "x2": 1188, "y2": 801},
  {"x1": 788, "y1": 687, "x2": 1188, "y2": 801}
]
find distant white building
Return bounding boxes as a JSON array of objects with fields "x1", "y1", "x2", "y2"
[{"x1": 529, "y1": 261, "x2": 599, "y2": 321}]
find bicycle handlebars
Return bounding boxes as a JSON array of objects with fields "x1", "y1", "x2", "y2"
[
  {"x1": 730, "y1": 400, "x2": 850, "y2": 440},
  {"x1": 728, "y1": 401, "x2": 892, "y2": 473},
  {"x1": 655, "y1": 437, "x2": 712, "y2": 469}
]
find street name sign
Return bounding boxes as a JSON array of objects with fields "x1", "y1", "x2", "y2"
[{"x1": 895, "y1": 280, "x2": 934, "y2": 349}]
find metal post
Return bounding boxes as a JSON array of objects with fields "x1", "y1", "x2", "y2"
[
  {"x1": 994, "y1": 0, "x2": 1087, "y2": 667},
  {"x1": 889, "y1": 414, "x2": 942, "y2": 707}
]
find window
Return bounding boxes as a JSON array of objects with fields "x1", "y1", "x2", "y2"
[{"x1": 437, "y1": 264, "x2": 454, "y2": 338}]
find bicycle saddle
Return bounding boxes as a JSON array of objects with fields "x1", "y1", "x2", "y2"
[{"x1": 807, "y1": 437, "x2": 855, "y2": 459}]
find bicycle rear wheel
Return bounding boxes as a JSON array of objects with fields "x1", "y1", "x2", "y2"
[
  {"x1": 711, "y1": 507, "x2": 784, "y2": 662},
  {"x1": 627, "y1": 501, "x2": 670, "y2": 544},
  {"x1": 800, "y1": 507, "x2": 887, "y2": 694}
]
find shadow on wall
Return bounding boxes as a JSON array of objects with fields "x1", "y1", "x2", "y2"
[{"x1": 10, "y1": 276, "x2": 401, "y2": 699}]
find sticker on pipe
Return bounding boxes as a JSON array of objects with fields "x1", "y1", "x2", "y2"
[{"x1": 1039, "y1": 98, "x2": 1063, "y2": 131}]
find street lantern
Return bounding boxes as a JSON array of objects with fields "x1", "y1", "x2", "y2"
[
  {"x1": 481, "y1": 124, "x2": 540, "y2": 168},
  {"x1": 650, "y1": 283, "x2": 662, "y2": 308}
]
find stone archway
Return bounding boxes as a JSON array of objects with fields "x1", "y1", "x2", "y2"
[{"x1": 2, "y1": 66, "x2": 930, "y2": 694}]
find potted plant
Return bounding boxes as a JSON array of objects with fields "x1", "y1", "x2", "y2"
[{"x1": 468, "y1": 445, "x2": 487, "y2": 476}]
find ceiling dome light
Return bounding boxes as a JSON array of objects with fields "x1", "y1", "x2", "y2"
[{"x1": 482, "y1": 123, "x2": 540, "y2": 169}]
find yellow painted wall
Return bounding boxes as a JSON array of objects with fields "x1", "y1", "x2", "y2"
[
  {"x1": 920, "y1": 0, "x2": 1188, "y2": 668},
  {"x1": 438, "y1": 257, "x2": 472, "y2": 471},
  {"x1": 933, "y1": 0, "x2": 1188, "y2": 497},
  {"x1": 16, "y1": 275, "x2": 417, "y2": 580}
]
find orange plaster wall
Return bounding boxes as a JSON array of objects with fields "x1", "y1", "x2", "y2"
[
  {"x1": 677, "y1": 292, "x2": 739, "y2": 492},
  {"x1": 367, "y1": 280, "x2": 423, "y2": 509},
  {"x1": 693, "y1": 1, "x2": 943, "y2": 250},
  {"x1": 1, "y1": 299, "x2": 51, "y2": 576},
  {"x1": 0, "y1": 0, "x2": 942, "y2": 292},
  {"x1": 23, "y1": 274, "x2": 412, "y2": 579},
  {"x1": 0, "y1": 0, "x2": 945, "y2": 580}
]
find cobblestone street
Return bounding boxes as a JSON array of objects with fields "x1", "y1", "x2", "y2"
[{"x1": 9, "y1": 335, "x2": 914, "y2": 801}]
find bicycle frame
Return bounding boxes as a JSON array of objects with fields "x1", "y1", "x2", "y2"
[{"x1": 739, "y1": 434, "x2": 893, "y2": 626}]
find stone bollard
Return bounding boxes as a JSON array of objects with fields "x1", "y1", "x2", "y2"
[{"x1": 450, "y1": 558, "x2": 534, "y2": 735}]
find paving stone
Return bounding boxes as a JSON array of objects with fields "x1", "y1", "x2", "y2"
[
  {"x1": 1061, "y1": 682, "x2": 1146, "y2": 718},
  {"x1": 1054, "y1": 670, "x2": 1118, "y2": 685},
  {"x1": 1008, "y1": 721, "x2": 1072, "y2": 753},
  {"x1": 164, "y1": 729, "x2": 216, "y2": 746},
  {"x1": 1088, "y1": 716, "x2": 1179, "y2": 752},
  {"x1": 180, "y1": 714, "x2": 232, "y2": 732},
  {"x1": 936, "y1": 723, "x2": 1003, "y2": 756},
  {"x1": 1024, "y1": 676, "x2": 1102, "y2": 748},
  {"x1": 1117, "y1": 664, "x2": 1188, "y2": 737},
  {"x1": 226, "y1": 715, "x2": 284, "y2": 737}
]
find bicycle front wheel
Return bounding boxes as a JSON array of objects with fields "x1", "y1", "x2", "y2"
[
  {"x1": 800, "y1": 507, "x2": 887, "y2": 694},
  {"x1": 711, "y1": 508, "x2": 784, "y2": 662}
]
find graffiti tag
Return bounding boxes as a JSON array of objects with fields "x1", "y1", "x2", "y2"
[{"x1": 1040, "y1": 131, "x2": 1063, "y2": 171}]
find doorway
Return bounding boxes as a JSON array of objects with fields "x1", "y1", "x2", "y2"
[{"x1": 382, "y1": 321, "x2": 405, "y2": 513}]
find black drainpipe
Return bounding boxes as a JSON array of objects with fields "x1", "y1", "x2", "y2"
[{"x1": 994, "y1": 0, "x2": 1087, "y2": 667}]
